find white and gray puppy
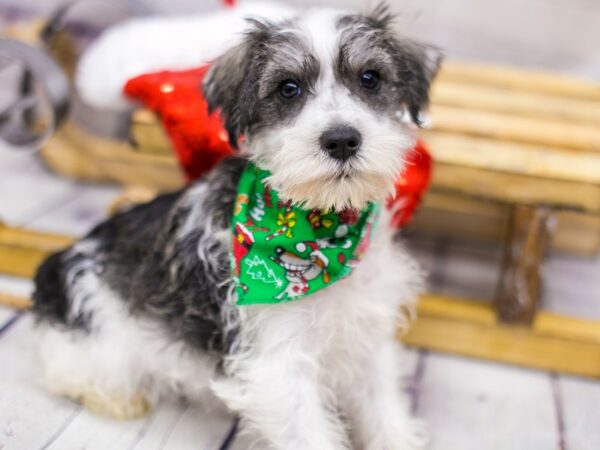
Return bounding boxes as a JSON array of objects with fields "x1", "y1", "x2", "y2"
[{"x1": 33, "y1": 5, "x2": 441, "y2": 450}]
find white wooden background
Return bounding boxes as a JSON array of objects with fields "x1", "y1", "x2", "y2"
[
  {"x1": 3, "y1": 0, "x2": 600, "y2": 82},
  {"x1": 1, "y1": 141, "x2": 600, "y2": 450}
]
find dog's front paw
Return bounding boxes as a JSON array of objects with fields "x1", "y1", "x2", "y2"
[{"x1": 365, "y1": 418, "x2": 428, "y2": 450}]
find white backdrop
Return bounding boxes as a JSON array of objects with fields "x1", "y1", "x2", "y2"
[{"x1": 2, "y1": 0, "x2": 599, "y2": 80}]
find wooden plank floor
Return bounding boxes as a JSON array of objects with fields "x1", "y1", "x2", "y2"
[{"x1": 1, "y1": 146, "x2": 600, "y2": 449}]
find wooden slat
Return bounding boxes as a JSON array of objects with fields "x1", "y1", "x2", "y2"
[
  {"x1": 410, "y1": 192, "x2": 600, "y2": 255},
  {"x1": 134, "y1": 109, "x2": 161, "y2": 127},
  {"x1": 432, "y1": 81, "x2": 600, "y2": 125},
  {"x1": 536, "y1": 313, "x2": 600, "y2": 345},
  {"x1": 107, "y1": 186, "x2": 159, "y2": 216},
  {"x1": 430, "y1": 105, "x2": 600, "y2": 153},
  {"x1": 42, "y1": 123, "x2": 184, "y2": 191},
  {"x1": 414, "y1": 295, "x2": 496, "y2": 325},
  {"x1": 439, "y1": 61, "x2": 600, "y2": 102},
  {"x1": 403, "y1": 295, "x2": 600, "y2": 378},
  {"x1": 0, "y1": 225, "x2": 73, "y2": 278},
  {"x1": 0, "y1": 224, "x2": 73, "y2": 252},
  {"x1": 0, "y1": 245, "x2": 56, "y2": 279},
  {"x1": 424, "y1": 131, "x2": 600, "y2": 185},
  {"x1": 0, "y1": 292, "x2": 32, "y2": 310},
  {"x1": 410, "y1": 191, "x2": 510, "y2": 242},
  {"x1": 130, "y1": 110, "x2": 172, "y2": 154},
  {"x1": 552, "y1": 212, "x2": 600, "y2": 255},
  {"x1": 431, "y1": 165, "x2": 600, "y2": 214}
]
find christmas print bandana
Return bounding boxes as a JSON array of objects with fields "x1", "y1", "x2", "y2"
[{"x1": 231, "y1": 162, "x2": 379, "y2": 305}]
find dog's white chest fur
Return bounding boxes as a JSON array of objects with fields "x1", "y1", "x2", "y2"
[
  {"x1": 212, "y1": 208, "x2": 424, "y2": 449},
  {"x1": 236, "y1": 207, "x2": 420, "y2": 356}
]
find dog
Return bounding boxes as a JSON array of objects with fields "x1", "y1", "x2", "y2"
[{"x1": 33, "y1": 4, "x2": 440, "y2": 449}]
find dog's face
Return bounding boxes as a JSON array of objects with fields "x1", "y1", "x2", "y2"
[{"x1": 203, "y1": 5, "x2": 441, "y2": 211}]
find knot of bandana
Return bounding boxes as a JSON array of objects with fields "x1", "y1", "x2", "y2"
[{"x1": 231, "y1": 162, "x2": 379, "y2": 305}]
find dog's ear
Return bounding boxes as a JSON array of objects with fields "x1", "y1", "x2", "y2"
[
  {"x1": 395, "y1": 41, "x2": 443, "y2": 126},
  {"x1": 202, "y1": 19, "x2": 272, "y2": 148},
  {"x1": 367, "y1": 3, "x2": 443, "y2": 126}
]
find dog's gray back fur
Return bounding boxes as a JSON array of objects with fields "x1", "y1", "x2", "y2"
[{"x1": 33, "y1": 157, "x2": 248, "y2": 356}]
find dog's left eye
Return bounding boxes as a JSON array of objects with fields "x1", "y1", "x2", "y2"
[
  {"x1": 279, "y1": 80, "x2": 302, "y2": 99},
  {"x1": 360, "y1": 70, "x2": 381, "y2": 90}
]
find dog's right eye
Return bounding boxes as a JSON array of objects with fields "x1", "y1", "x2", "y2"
[
  {"x1": 279, "y1": 80, "x2": 302, "y2": 99},
  {"x1": 360, "y1": 70, "x2": 381, "y2": 91}
]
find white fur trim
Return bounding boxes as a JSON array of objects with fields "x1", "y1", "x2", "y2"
[{"x1": 76, "y1": 1, "x2": 295, "y2": 110}]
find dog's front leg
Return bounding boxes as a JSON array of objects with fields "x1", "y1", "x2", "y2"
[
  {"x1": 212, "y1": 333, "x2": 351, "y2": 449},
  {"x1": 345, "y1": 339, "x2": 427, "y2": 450}
]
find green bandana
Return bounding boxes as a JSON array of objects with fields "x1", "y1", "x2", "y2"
[{"x1": 231, "y1": 162, "x2": 379, "y2": 305}]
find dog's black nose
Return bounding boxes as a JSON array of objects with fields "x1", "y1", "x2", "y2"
[{"x1": 319, "y1": 127, "x2": 362, "y2": 161}]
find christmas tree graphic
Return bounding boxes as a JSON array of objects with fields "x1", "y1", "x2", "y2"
[{"x1": 244, "y1": 255, "x2": 283, "y2": 288}]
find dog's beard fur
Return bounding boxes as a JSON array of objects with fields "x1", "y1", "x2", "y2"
[{"x1": 248, "y1": 106, "x2": 417, "y2": 211}]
